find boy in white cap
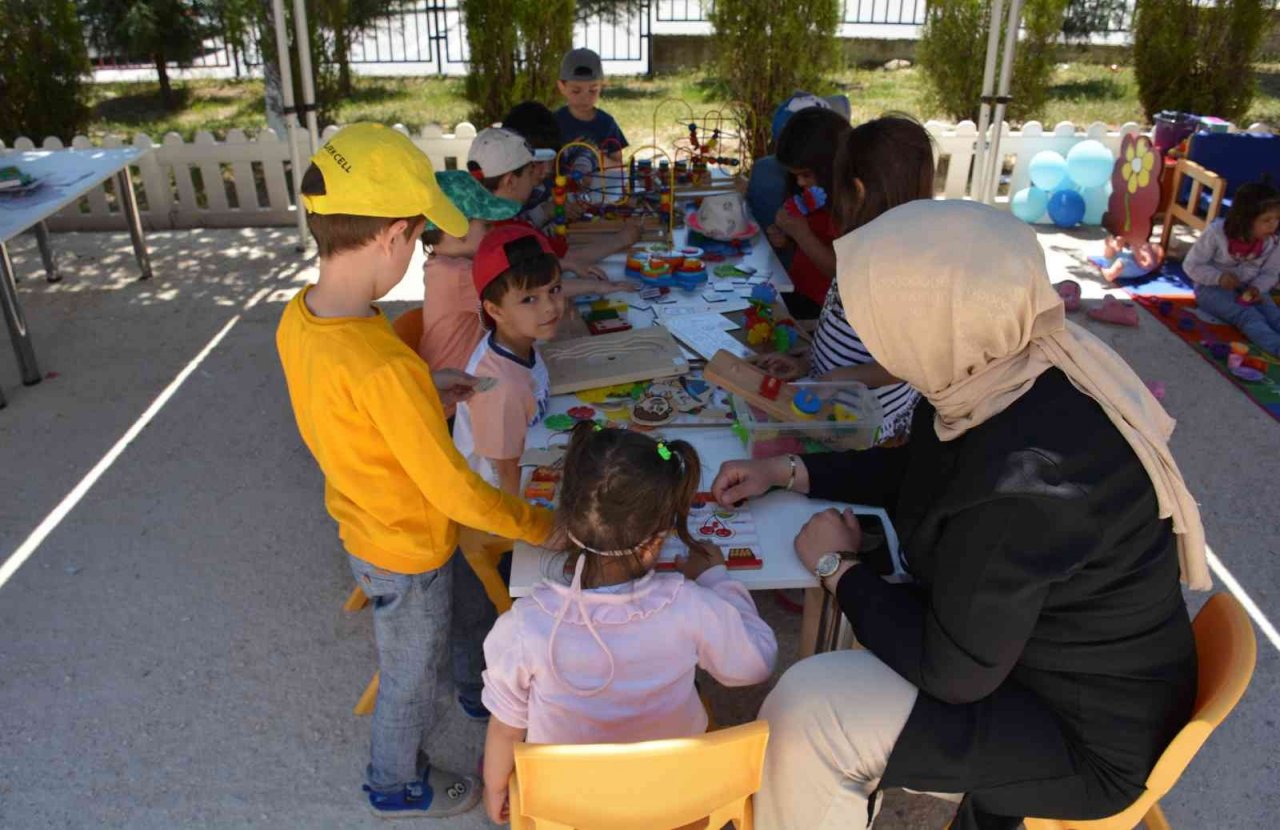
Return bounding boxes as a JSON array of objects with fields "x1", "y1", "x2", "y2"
[{"x1": 468, "y1": 126, "x2": 642, "y2": 283}]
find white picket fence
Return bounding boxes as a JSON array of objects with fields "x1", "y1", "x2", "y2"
[
  {"x1": 0, "y1": 123, "x2": 479, "y2": 232},
  {"x1": 0, "y1": 119, "x2": 1268, "y2": 233}
]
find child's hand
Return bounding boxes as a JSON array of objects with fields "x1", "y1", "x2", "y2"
[
  {"x1": 765, "y1": 224, "x2": 789, "y2": 249},
  {"x1": 751, "y1": 352, "x2": 807, "y2": 380},
  {"x1": 484, "y1": 782, "x2": 510, "y2": 824},
  {"x1": 566, "y1": 199, "x2": 588, "y2": 221},
  {"x1": 773, "y1": 206, "x2": 808, "y2": 239},
  {"x1": 1220, "y1": 273, "x2": 1241, "y2": 291},
  {"x1": 431, "y1": 369, "x2": 481, "y2": 408},
  {"x1": 675, "y1": 540, "x2": 726, "y2": 580},
  {"x1": 620, "y1": 220, "x2": 644, "y2": 246}
]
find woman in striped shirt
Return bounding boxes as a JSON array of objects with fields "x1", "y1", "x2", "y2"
[{"x1": 757, "y1": 116, "x2": 936, "y2": 441}]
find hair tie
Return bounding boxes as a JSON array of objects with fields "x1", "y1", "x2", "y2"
[
  {"x1": 566, "y1": 529, "x2": 642, "y2": 558},
  {"x1": 656, "y1": 440, "x2": 686, "y2": 473}
]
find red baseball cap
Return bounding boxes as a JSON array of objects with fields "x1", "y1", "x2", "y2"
[{"x1": 473, "y1": 223, "x2": 558, "y2": 297}]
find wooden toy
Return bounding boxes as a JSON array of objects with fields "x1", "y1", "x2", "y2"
[
  {"x1": 655, "y1": 492, "x2": 763, "y2": 572},
  {"x1": 630, "y1": 395, "x2": 677, "y2": 426},
  {"x1": 705, "y1": 350, "x2": 813, "y2": 423},
  {"x1": 523, "y1": 480, "x2": 557, "y2": 501},
  {"x1": 542, "y1": 328, "x2": 690, "y2": 395},
  {"x1": 587, "y1": 317, "x2": 632, "y2": 336}
]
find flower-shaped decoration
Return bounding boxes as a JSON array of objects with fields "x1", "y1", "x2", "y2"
[
  {"x1": 1122, "y1": 137, "x2": 1156, "y2": 194},
  {"x1": 1106, "y1": 133, "x2": 1163, "y2": 245}
]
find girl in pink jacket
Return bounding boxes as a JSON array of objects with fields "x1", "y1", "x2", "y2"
[{"x1": 480, "y1": 423, "x2": 778, "y2": 823}]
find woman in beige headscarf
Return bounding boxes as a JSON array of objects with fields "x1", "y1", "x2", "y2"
[{"x1": 711, "y1": 200, "x2": 1206, "y2": 830}]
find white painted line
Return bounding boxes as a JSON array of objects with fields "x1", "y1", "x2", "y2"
[
  {"x1": 1207, "y1": 547, "x2": 1280, "y2": 655},
  {"x1": 0, "y1": 287, "x2": 272, "y2": 592}
]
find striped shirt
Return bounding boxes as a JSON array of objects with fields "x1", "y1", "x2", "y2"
[{"x1": 809, "y1": 283, "x2": 920, "y2": 441}]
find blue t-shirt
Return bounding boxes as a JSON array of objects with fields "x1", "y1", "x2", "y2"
[
  {"x1": 555, "y1": 106, "x2": 628, "y2": 156},
  {"x1": 746, "y1": 155, "x2": 793, "y2": 269}
]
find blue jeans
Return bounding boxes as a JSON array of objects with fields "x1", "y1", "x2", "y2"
[
  {"x1": 1195, "y1": 285, "x2": 1280, "y2": 356},
  {"x1": 348, "y1": 551, "x2": 494, "y2": 792}
]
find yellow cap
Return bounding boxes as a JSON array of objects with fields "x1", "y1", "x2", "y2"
[{"x1": 301, "y1": 123, "x2": 467, "y2": 237}]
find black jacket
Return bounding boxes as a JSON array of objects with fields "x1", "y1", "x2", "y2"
[{"x1": 808, "y1": 369, "x2": 1196, "y2": 830}]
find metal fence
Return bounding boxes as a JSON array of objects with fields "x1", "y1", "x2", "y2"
[{"x1": 657, "y1": 0, "x2": 929, "y2": 24}]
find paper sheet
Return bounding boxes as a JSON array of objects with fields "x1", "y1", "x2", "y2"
[{"x1": 663, "y1": 314, "x2": 753, "y2": 361}]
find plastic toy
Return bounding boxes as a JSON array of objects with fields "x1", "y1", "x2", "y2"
[
  {"x1": 832, "y1": 403, "x2": 860, "y2": 422},
  {"x1": 790, "y1": 388, "x2": 822, "y2": 419},
  {"x1": 784, "y1": 186, "x2": 827, "y2": 217}
]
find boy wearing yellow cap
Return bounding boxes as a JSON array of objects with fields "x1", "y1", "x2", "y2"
[{"x1": 275, "y1": 124, "x2": 553, "y2": 819}]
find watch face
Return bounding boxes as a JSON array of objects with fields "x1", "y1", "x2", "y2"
[{"x1": 815, "y1": 552, "x2": 841, "y2": 578}]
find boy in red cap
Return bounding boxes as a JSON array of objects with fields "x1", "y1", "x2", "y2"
[{"x1": 452, "y1": 225, "x2": 564, "y2": 496}]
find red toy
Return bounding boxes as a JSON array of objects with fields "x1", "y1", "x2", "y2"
[{"x1": 759, "y1": 375, "x2": 783, "y2": 400}]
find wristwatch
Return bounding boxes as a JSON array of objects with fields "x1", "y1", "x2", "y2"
[{"x1": 814, "y1": 550, "x2": 857, "y2": 579}]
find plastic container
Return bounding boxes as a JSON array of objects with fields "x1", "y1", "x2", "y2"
[
  {"x1": 1153, "y1": 111, "x2": 1199, "y2": 159},
  {"x1": 730, "y1": 381, "x2": 885, "y2": 458}
]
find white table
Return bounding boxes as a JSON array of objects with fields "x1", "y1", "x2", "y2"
[
  {"x1": 0, "y1": 147, "x2": 153, "y2": 404},
  {"x1": 513, "y1": 230, "x2": 895, "y2": 651}
]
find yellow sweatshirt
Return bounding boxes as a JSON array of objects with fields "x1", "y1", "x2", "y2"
[{"x1": 276, "y1": 287, "x2": 552, "y2": 573}]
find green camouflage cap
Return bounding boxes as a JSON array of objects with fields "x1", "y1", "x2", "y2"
[{"x1": 425, "y1": 170, "x2": 522, "y2": 232}]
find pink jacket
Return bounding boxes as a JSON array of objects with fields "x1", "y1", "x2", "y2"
[{"x1": 481, "y1": 564, "x2": 777, "y2": 745}]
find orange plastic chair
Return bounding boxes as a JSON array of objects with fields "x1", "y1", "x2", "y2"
[
  {"x1": 1024, "y1": 593, "x2": 1257, "y2": 830},
  {"x1": 353, "y1": 309, "x2": 514, "y2": 717},
  {"x1": 508, "y1": 720, "x2": 769, "y2": 830},
  {"x1": 392, "y1": 306, "x2": 425, "y2": 349}
]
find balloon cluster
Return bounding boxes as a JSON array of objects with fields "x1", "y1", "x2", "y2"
[{"x1": 1011, "y1": 140, "x2": 1114, "y2": 228}]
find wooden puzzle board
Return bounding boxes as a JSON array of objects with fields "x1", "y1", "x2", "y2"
[{"x1": 542, "y1": 328, "x2": 690, "y2": 395}]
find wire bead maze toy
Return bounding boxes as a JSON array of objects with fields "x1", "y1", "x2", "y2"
[
  {"x1": 552, "y1": 139, "x2": 678, "y2": 246},
  {"x1": 651, "y1": 99, "x2": 753, "y2": 196}
]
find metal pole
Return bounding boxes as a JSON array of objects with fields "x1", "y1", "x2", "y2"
[
  {"x1": 813, "y1": 590, "x2": 843, "y2": 654},
  {"x1": 271, "y1": 0, "x2": 310, "y2": 253},
  {"x1": 971, "y1": 0, "x2": 1005, "y2": 202},
  {"x1": 291, "y1": 0, "x2": 320, "y2": 152},
  {"x1": 982, "y1": 0, "x2": 1025, "y2": 204},
  {"x1": 116, "y1": 170, "x2": 153, "y2": 280},
  {"x1": 0, "y1": 242, "x2": 41, "y2": 386},
  {"x1": 33, "y1": 222, "x2": 61, "y2": 283}
]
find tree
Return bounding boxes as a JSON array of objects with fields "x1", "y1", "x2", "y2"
[
  {"x1": 1134, "y1": 0, "x2": 1271, "y2": 123},
  {"x1": 708, "y1": 0, "x2": 842, "y2": 159},
  {"x1": 462, "y1": 0, "x2": 575, "y2": 126},
  {"x1": 917, "y1": 0, "x2": 1070, "y2": 123},
  {"x1": 1060, "y1": 0, "x2": 1128, "y2": 41},
  {"x1": 310, "y1": 0, "x2": 414, "y2": 97},
  {"x1": 80, "y1": 0, "x2": 215, "y2": 110},
  {"x1": 0, "y1": 0, "x2": 90, "y2": 142}
]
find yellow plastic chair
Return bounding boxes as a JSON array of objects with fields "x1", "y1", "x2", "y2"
[
  {"x1": 1025, "y1": 593, "x2": 1257, "y2": 830},
  {"x1": 508, "y1": 720, "x2": 769, "y2": 830}
]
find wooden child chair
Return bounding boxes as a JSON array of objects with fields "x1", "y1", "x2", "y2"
[
  {"x1": 1023, "y1": 593, "x2": 1257, "y2": 830},
  {"x1": 508, "y1": 720, "x2": 770, "y2": 830}
]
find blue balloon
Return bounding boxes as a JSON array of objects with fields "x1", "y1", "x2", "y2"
[
  {"x1": 1011, "y1": 186, "x2": 1049, "y2": 223},
  {"x1": 1028, "y1": 151, "x2": 1068, "y2": 191},
  {"x1": 1082, "y1": 183, "x2": 1111, "y2": 226},
  {"x1": 1048, "y1": 189, "x2": 1086, "y2": 228},
  {"x1": 1066, "y1": 140, "x2": 1115, "y2": 189}
]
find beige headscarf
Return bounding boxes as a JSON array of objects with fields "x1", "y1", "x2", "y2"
[{"x1": 836, "y1": 200, "x2": 1210, "y2": 590}]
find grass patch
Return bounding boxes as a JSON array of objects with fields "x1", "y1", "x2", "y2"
[{"x1": 80, "y1": 63, "x2": 1280, "y2": 146}]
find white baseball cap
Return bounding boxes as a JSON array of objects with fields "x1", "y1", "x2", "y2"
[{"x1": 467, "y1": 127, "x2": 555, "y2": 179}]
